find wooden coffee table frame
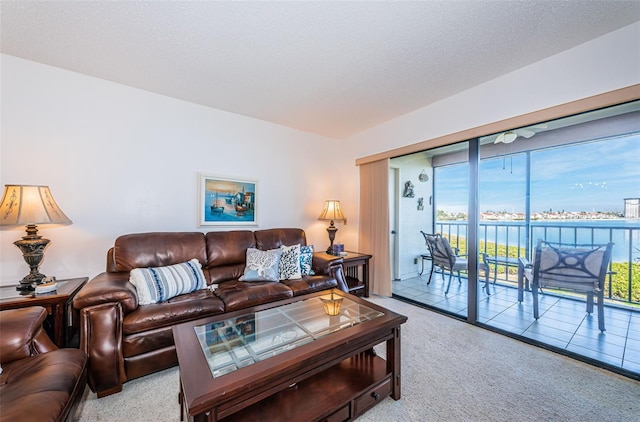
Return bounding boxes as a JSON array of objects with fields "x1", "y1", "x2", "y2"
[{"x1": 173, "y1": 289, "x2": 407, "y2": 422}]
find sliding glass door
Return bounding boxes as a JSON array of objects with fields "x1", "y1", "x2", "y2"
[
  {"x1": 391, "y1": 141, "x2": 471, "y2": 319},
  {"x1": 392, "y1": 99, "x2": 640, "y2": 377}
]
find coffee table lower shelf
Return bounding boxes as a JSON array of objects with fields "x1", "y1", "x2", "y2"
[{"x1": 181, "y1": 352, "x2": 391, "y2": 422}]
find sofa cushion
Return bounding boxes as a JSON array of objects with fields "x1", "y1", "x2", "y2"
[
  {"x1": 279, "y1": 244, "x2": 302, "y2": 280},
  {"x1": 300, "y1": 245, "x2": 315, "y2": 276},
  {"x1": 130, "y1": 259, "x2": 207, "y2": 305},
  {"x1": 122, "y1": 288, "x2": 226, "y2": 335},
  {"x1": 215, "y1": 280, "x2": 293, "y2": 312},
  {"x1": 0, "y1": 349, "x2": 86, "y2": 422},
  {"x1": 280, "y1": 275, "x2": 338, "y2": 296},
  {"x1": 205, "y1": 230, "x2": 255, "y2": 269},
  {"x1": 254, "y1": 228, "x2": 306, "y2": 251},
  {"x1": 113, "y1": 232, "x2": 207, "y2": 272},
  {"x1": 239, "y1": 248, "x2": 282, "y2": 282}
]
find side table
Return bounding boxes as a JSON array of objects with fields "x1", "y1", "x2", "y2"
[
  {"x1": 315, "y1": 251, "x2": 372, "y2": 297},
  {"x1": 0, "y1": 277, "x2": 88, "y2": 348}
]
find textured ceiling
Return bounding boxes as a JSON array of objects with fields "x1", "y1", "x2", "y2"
[{"x1": 1, "y1": 1, "x2": 639, "y2": 139}]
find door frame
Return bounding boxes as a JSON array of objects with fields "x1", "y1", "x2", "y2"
[{"x1": 389, "y1": 167, "x2": 400, "y2": 280}]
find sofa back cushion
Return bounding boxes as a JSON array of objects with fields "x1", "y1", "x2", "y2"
[
  {"x1": 206, "y1": 231, "x2": 255, "y2": 283},
  {"x1": 254, "y1": 228, "x2": 306, "y2": 251},
  {"x1": 112, "y1": 232, "x2": 207, "y2": 272}
]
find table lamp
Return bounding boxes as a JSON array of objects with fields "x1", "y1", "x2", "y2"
[
  {"x1": 318, "y1": 200, "x2": 346, "y2": 255},
  {"x1": 0, "y1": 185, "x2": 72, "y2": 290}
]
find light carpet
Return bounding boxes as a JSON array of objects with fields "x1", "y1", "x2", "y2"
[{"x1": 74, "y1": 295, "x2": 640, "y2": 421}]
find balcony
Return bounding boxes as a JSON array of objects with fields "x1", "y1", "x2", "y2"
[{"x1": 392, "y1": 220, "x2": 640, "y2": 378}]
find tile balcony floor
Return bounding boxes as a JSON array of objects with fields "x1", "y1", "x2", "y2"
[{"x1": 392, "y1": 271, "x2": 640, "y2": 377}]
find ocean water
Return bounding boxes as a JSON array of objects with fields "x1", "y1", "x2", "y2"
[{"x1": 436, "y1": 219, "x2": 640, "y2": 262}]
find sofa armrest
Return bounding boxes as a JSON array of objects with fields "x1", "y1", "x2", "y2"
[
  {"x1": 0, "y1": 307, "x2": 57, "y2": 364},
  {"x1": 312, "y1": 254, "x2": 349, "y2": 293},
  {"x1": 312, "y1": 254, "x2": 343, "y2": 275},
  {"x1": 80, "y1": 302, "x2": 126, "y2": 397},
  {"x1": 72, "y1": 272, "x2": 138, "y2": 314},
  {"x1": 71, "y1": 272, "x2": 135, "y2": 397}
]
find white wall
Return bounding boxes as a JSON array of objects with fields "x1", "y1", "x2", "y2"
[
  {"x1": 2, "y1": 22, "x2": 638, "y2": 286},
  {"x1": 0, "y1": 55, "x2": 355, "y2": 285},
  {"x1": 391, "y1": 154, "x2": 433, "y2": 279}
]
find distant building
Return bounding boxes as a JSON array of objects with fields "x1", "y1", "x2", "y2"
[{"x1": 624, "y1": 198, "x2": 640, "y2": 218}]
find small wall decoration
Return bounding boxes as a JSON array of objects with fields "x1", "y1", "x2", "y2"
[
  {"x1": 199, "y1": 173, "x2": 257, "y2": 226},
  {"x1": 419, "y1": 170, "x2": 429, "y2": 182},
  {"x1": 403, "y1": 181, "x2": 415, "y2": 198},
  {"x1": 417, "y1": 197, "x2": 424, "y2": 211}
]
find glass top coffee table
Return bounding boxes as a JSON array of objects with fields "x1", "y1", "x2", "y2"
[{"x1": 173, "y1": 289, "x2": 407, "y2": 422}]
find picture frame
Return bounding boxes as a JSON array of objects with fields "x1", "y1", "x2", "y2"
[{"x1": 199, "y1": 173, "x2": 257, "y2": 226}]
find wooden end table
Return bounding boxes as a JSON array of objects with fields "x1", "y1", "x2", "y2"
[{"x1": 0, "y1": 277, "x2": 88, "y2": 348}]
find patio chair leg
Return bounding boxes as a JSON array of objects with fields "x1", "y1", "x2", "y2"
[
  {"x1": 427, "y1": 266, "x2": 434, "y2": 285},
  {"x1": 482, "y1": 264, "x2": 490, "y2": 296},
  {"x1": 456, "y1": 271, "x2": 462, "y2": 284},
  {"x1": 597, "y1": 293, "x2": 605, "y2": 332},
  {"x1": 445, "y1": 272, "x2": 453, "y2": 295},
  {"x1": 586, "y1": 292, "x2": 594, "y2": 314},
  {"x1": 532, "y1": 283, "x2": 540, "y2": 320}
]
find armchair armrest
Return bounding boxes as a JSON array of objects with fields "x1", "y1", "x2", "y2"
[
  {"x1": 72, "y1": 272, "x2": 138, "y2": 314},
  {"x1": 0, "y1": 307, "x2": 56, "y2": 364}
]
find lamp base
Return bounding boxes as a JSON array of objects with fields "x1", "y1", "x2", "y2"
[
  {"x1": 326, "y1": 223, "x2": 338, "y2": 256},
  {"x1": 15, "y1": 269, "x2": 47, "y2": 291},
  {"x1": 13, "y1": 225, "x2": 50, "y2": 291}
]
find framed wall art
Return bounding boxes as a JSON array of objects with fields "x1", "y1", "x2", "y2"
[{"x1": 198, "y1": 173, "x2": 258, "y2": 226}]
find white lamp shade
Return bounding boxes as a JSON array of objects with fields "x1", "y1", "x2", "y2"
[
  {"x1": 318, "y1": 200, "x2": 346, "y2": 223},
  {"x1": 0, "y1": 185, "x2": 72, "y2": 226}
]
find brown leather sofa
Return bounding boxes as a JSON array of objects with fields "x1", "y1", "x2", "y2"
[
  {"x1": 0, "y1": 306, "x2": 87, "y2": 422},
  {"x1": 72, "y1": 228, "x2": 347, "y2": 397}
]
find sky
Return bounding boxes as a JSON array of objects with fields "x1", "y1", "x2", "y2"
[{"x1": 435, "y1": 133, "x2": 640, "y2": 214}]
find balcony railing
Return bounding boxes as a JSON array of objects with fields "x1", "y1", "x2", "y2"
[{"x1": 435, "y1": 220, "x2": 640, "y2": 306}]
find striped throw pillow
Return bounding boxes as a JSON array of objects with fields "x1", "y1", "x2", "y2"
[{"x1": 130, "y1": 258, "x2": 207, "y2": 305}]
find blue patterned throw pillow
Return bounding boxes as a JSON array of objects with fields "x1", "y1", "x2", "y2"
[
  {"x1": 279, "y1": 244, "x2": 302, "y2": 280},
  {"x1": 300, "y1": 245, "x2": 315, "y2": 276},
  {"x1": 239, "y1": 248, "x2": 282, "y2": 282},
  {"x1": 129, "y1": 259, "x2": 207, "y2": 305}
]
